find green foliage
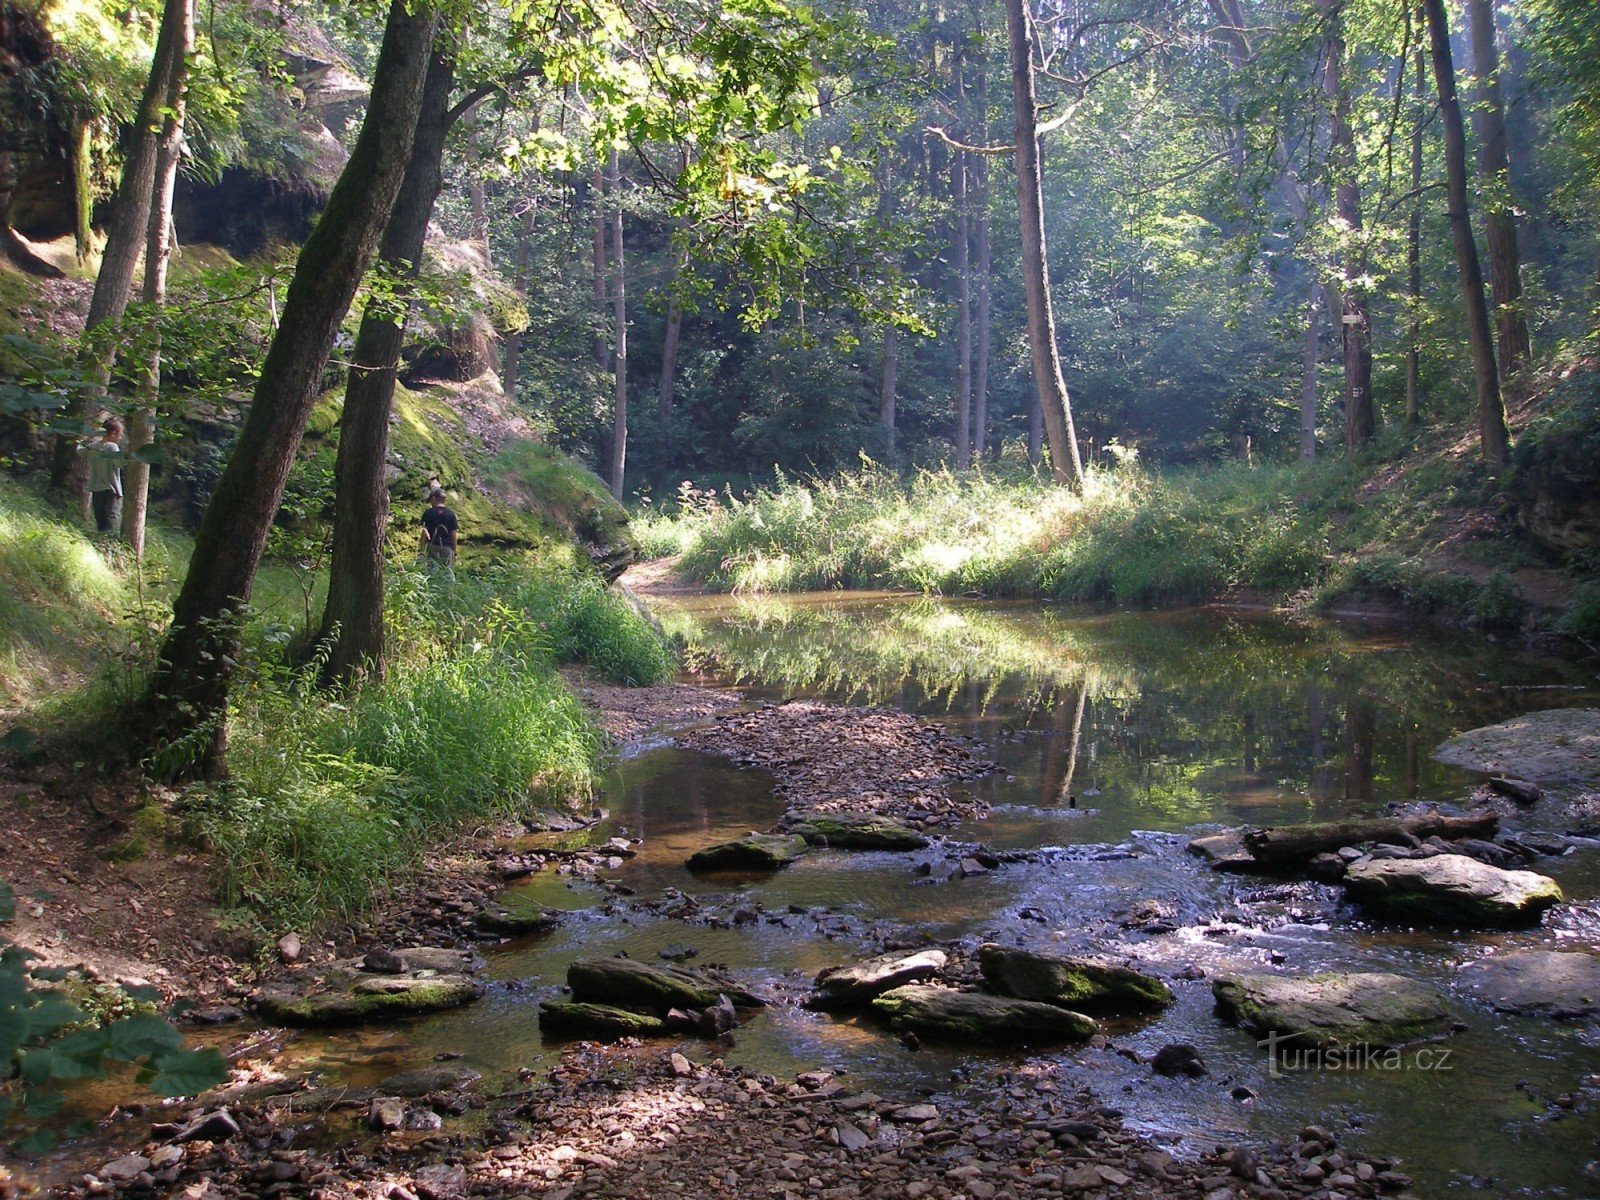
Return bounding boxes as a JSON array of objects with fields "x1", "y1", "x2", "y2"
[
  {"x1": 0, "y1": 944, "x2": 227, "y2": 1152},
  {"x1": 1555, "y1": 581, "x2": 1600, "y2": 644}
]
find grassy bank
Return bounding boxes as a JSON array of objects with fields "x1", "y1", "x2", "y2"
[
  {"x1": 1, "y1": 489, "x2": 673, "y2": 936},
  {"x1": 635, "y1": 427, "x2": 1596, "y2": 634}
]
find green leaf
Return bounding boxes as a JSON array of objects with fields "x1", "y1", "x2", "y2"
[
  {"x1": 141, "y1": 1046, "x2": 227, "y2": 1097},
  {"x1": 105, "y1": 1013, "x2": 182, "y2": 1061},
  {"x1": 24, "y1": 993, "x2": 83, "y2": 1042},
  {"x1": 22, "y1": 1089, "x2": 64, "y2": 1118}
]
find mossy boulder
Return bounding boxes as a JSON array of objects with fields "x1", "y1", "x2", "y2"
[
  {"x1": 538, "y1": 1002, "x2": 670, "y2": 1041},
  {"x1": 871, "y1": 985, "x2": 1097, "y2": 1044},
  {"x1": 473, "y1": 903, "x2": 558, "y2": 936},
  {"x1": 977, "y1": 944, "x2": 1174, "y2": 1013},
  {"x1": 1212, "y1": 972, "x2": 1451, "y2": 1051},
  {"x1": 785, "y1": 812, "x2": 930, "y2": 851},
  {"x1": 685, "y1": 833, "x2": 808, "y2": 873},
  {"x1": 809, "y1": 950, "x2": 947, "y2": 1010},
  {"x1": 253, "y1": 974, "x2": 481, "y2": 1026},
  {"x1": 1342, "y1": 854, "x2": 1563, "y2": 927},
  {"x1": 566, "y1": 957, "x2": 766, "y2": 1013}
]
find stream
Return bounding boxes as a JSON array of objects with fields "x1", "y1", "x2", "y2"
[{"x1": 287, "y1": 595, "x2": 1600, "y2": 1199}]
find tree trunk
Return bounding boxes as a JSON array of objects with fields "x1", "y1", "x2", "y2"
[
  {"x1": 1027, "y1": 382, "x2": 1042, "y2": 466},
  {"x1": 141, "y1": 0, "x2": 440, "y2": 777},
  {"x1": 1241, "y1": 810, "x2": 1498, "y2": 866},
  {"x1": 1004, "y1": 0, "x2": 1083, "y2": 489},
  {"x1": 122, "y1": 0, "x2": 193, "y2": 557},
  {"x1": 72, "y1": 121, "x2": 93, "y2": 266},
  {"x1": 50, "y1": 0, "x2": 191, "y2": 514},
  {"x1": 317, "y1": 52, "x2": 456, "y2": 687},
  {"x1": 953, "y1": 148, "x2": 973, "y2": 469},
  {"x1": 501, "y1": 198, "x2": 535, "y2": 401},
  {"x1": 1405, "y1": 38, "x2": 1425, "y2": 426},
  {"x1": 1318, "y1": 0, "x2": 1375, "y2": 454},
  {"x1": 655, "y1": 251, "x2": 683, "y2": 496},
  {"x1": 1422, "y1": 0, "x2": 1510, "y2": 466},
  {"x1": 607, "y1": 150, "x2": 627, "y2": 501},
  {"x1": 591, "y1": 169, "x2": 609, "y2": 370},
  {"x1": 1467, "y1": 0, "x2": 1530, "y2": 388},
  {"x1": 973, "y1": 150, "x2": 992, "y2": 465},
  {"x1": 1300, "y1": 281, "x2": 1323, "y2": 459},
  {"x1": 880, "y1": 325, "x2": 897, "y2": 459}
]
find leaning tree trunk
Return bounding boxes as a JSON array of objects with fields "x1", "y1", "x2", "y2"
[
  {"x1": 1004, "y1": 0, "x2": 1083, "y2": 489},
  {"x1": 1318, "y1": 0, "x2": 1375, "y2": 454},
  {"x1": 141, "y1": 0, "x2": 440, "y2": 778},
  {"x1": 317, "y1": 53, "x2": 456, "y2": 687},
  {"x1": 50, "y1": 0, "x2": 191, "y2": 516},
  {"x1": 1467, "y1": 0, "x2": 1530, "y2": 389},
  {"x1": 607, "y1": 149, "x2": 627, "y2": 501},
  {"x1": 122, "y1": 0, "x2": 193, "y2": 557},
  {"x1": 1422, "y1": 0, "x2": 1510, "y2": 466}
]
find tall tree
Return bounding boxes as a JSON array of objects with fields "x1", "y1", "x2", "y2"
[
  {"x1": 1404, "y1": 31, "x2": 1425, "y2": 425},
  {"x1": 951, "y1": 49, "x2": 973, "y2": 469},
  {"x1": 121, "y1": 0, "x2": 195, "y2": 557},
  {"x1": 1003, "y1": 0, "x2": 1083, "y2": 489},
  {"x1": 141, "y1": 0, "x2": 442, "y2": 776},
  {"x1": 1422, "y1": 0, "x2": 1510, "y2": 465},
  {"x1": 316, "y1": 51, "x2": 458, "y2": 686},
  {"x1": 655, "y1": 247, "x2": 684, "y2": 495},
  {"x1": 607, "y1": 148, "x2": 628, "y2": 500},
  {"x1": 50, "y1": 0, "x2": 193, "y2": 517},
  {"x1": 1467, "y1": 0, "x2": 1531, "y2": 386},
  {"x1": 501, "y1": 196, "x2": 536, "y2": 402}
]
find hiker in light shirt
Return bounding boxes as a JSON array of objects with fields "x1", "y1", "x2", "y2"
[{"x1": 78, "y1": 417, "x2": 125, "y2": 535}]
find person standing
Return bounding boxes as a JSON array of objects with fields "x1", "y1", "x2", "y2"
[
  {"x1": 79, "y1": 417, "x2": 126, "y2": 535},
  {"x1": 420, "y1": 487, "x2": 458, "y2": 575}
]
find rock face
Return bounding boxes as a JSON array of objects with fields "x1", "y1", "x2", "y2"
[
  {"x1": 977, "y1": 944, "x2": 1173, "y2": 1013},
  {"x1": 784, "y1": 812, "x2": 930, "y2": 851},
  {"x1": 566, "y1": 957, "x2": 766, "y2": 1012},
  {"x1": 1342, "y1": 854, "x2": 1564, "y2": 927},
  {"x1": 1212, "y1": 973, "x2": 1451, "y2": 1050},
  {"x1": 685, "y1": 834, "x2": 809, "y2": 873},
  {"x1": 1456, "y1": 950, "x2": 1600, "y2": 1018},
  {"x1": 808, "y1": 950, "x2": 948, "y2": 1010},
  {"x1": 871, "y1": 985, "x2": 1097, "y2": 1044},
  {"x1": 539, "y1": 1002, "x2": 670, "y2": 1039},
  {"x1": 1434, "y1": 708, "x2": 1600, "y2": 785},
  {"x1": 254, "y1": 974, "x2": 481, "y2": 1026}
]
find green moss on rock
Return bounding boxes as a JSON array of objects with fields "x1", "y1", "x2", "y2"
[
  {"x1": 254, "y1": 974, "x2": 481, "y2": 1026},
  {"x1": 538, "y1": 1001, "x2": 670, "y2": 1040},
  {"x1": 977, "y1": 944, "x2": 1174, "y2": 1013},
  {"x1": 1212, "y1": 972, "x2": 1451, "y2": 1050},
  {"x1": 871, "y1": 985, "x2": 1098, "y2": 1044},
  {"x1": 686, "y1": 834, "x2": 809, "y2": 873}
]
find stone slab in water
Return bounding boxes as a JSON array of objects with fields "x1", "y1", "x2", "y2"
[
  {"x1": 567, "y1": 956, "x2": 767, "y2": 1012},
  {"x1": 978, "y1": 944, "x2": 1173, "y2": 1013},
  {"x1": 871, "y1": 984, "x2": 1097, "y2": 1044},
  {"x1": 1434, "y1": 708, "x2": 1600, "y2": 785},
  {"x1": 254, "y1": 974, "x2": 481, "y2": 1026},
  {"x1": 784, "y1": 811, "x2": 930, "y2": 851},
  {"x1": 809, "y1": 949, "x2": 948, "y2": 1010},
  {"x1": 685, "y1": 833, "x2": 809, "y2": 872},
  {"x1": 1342, "y1": 853, "x2": 1563, "y2": 927},
  {"x1": 1456, "y1": 950, "x2": 1600, "y2": 1018},
  {"x1": 1212, "y1": 972, "x2": 1451, "y2": 1050},
  {"x1": 1184, "y1": 831, "x2": 1257, "y2": 871},
  {"x1": 473, "y1": 903, "x2": 559, "y2": 935},
  {"x1": 539, "y1": 1001, "x2": 670, "y2": 1040}
]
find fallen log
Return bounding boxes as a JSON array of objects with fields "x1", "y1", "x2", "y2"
[{"x1": 1240, "y1": 810, "x2": 1499, "y2": 866}]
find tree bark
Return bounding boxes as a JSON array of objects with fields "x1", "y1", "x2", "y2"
[
  {"x1": 973, "y1": 146, "x2": 992, "y2": 465},
  {"x1": 880, "y1": 325, "x2": 897, "y2": 459},
  {"x1": 142, "y1": 0, "x2": 440, "y2": 777},
  {"x1": 655, "y1": 251, "x2": 684, "y2": 496},
  {"x1": 1422, "y1": 0, "x2": 1510, "y2": 466},
  {"x1": 1318, "y1": 0, "x2": 1375, "y2": 454},
  {"x1": 607, "y1": 149, "x2": 627, "y2": 500},
  {"x1": 1405, "y1": 37, "x2": 1425, "y2": 426},
  {"x1": 591, "y1": 169, "x2": 609, "y2": 370},
  {"x1": 1241, "y1": 810, "x2": 1498, "y2": 866},
  {"x1": 1004, "y1": 0, "x2": 1083, "y2": 489},
  {"x1": 317, "y1": 52, "x2": 456, "y2": 687},
  {"x1": 1300, "y1": 281, "x2": 1323, "y2": 459},
  {"x1": 50, "y1": 0, "x2": 191, "y2": 514},
  {"x1": 1467, "y1": 0, "x2": 1530, "y2": 388},
  {"x1": 953, "y1": 147, "x2": 973, "y2": 469},
  {"x1": 122, "y1": 0, "x2": 193, "y2": 557}
]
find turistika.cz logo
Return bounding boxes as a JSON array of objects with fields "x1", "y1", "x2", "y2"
[{"x1": 1257, "y1": 1031, "x2": 1456, "y2": 1078}]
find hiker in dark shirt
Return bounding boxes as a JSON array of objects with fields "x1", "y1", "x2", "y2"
[{"x1": 420, "y1": 488, "x2": 459, "y2": 575}]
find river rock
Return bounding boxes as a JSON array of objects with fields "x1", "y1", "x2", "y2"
[
  {"x1": 1342, "y1": 854, "x2": 1564, "y2": 927},
  {"x1": 1456, "y1": 950, "x2": 1600, "y2": 1018},
  {"x1": 977, "y1": 944, "x2": 1174, "y2": 1012},
  {"x1": 1434, "y1": 708, "x2": 1600, "y2": 785},
  {"x1": 539, "y1": 1001, "x2": 670, "y2": 1040},
  {"x1": 808, "y1": 949, "x2": 948, "y2": 1009},
  {"x1": 1184, "y1": 832, "x2": 1257, "y2": 871},
  {"x1": 396, "y1": 947, "x2": 478, "y2": 974},
  {"x1": 871, "y1": 985, "x2": 1098, "y2": 1044},
  {"x1": 253, "y1": 974, "x2": 481, "y2": 1025},
  {"x1": 1150, "y1": 1043, "x2": 1206, "y2": 1077},
  {"x1": 1212, "y1": 972, "x2": 1451, "y2": 1049},
  {"x1": 376, "y1": 1064, "x2": 482, "y2": 1096},
  {"x1": 784, "y1": 811, "x2": 930, "y2": 851},
  {"x1": 685, "y1": 833, "x2": 808, "y2": 872},
  {"x1": 567, "y1": 956, "x2": 766, "y2": 1012},
  {"x1": 473, "y1": 902, "x2": 558, "y2": 936}
]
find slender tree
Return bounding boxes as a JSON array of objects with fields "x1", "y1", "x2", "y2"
[
  {"x1": 607, "y1": 148, "x2": 628, "y2": 499},
  {"x1": 141, "y1": 0, "x2": 442, "y2": 776},
  {"x1": 655, "y1": 248, "x2": 684, "y2": 495},
  {"x1": 1422, "y1": 0, "x2": 1510, "y2": 465},
  {"x1": 1404, "y1": 33, "x2": 1425, "y2": 425},
  {"x1": 951, "y1": 49, "x2": 973, "y2": 469},
  {"x1": 501, "y1": 197, "x2": 535, "y2": 401}
]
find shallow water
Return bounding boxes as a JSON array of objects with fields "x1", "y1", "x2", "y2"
[{"x1": 299, "y1": 596, "x2": 1600, "y2": 1198}]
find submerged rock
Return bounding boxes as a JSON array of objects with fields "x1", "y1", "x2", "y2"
[
  {"x1": 1212, "y1": 972, "x2": 1451, "y2": 1050},
  {"x1": 254, "y1": 974, "x2": 482, "y2": 1026},
  {"x1": 978, "y1": 944, "x2": 1173, "y2": 1013},
  {"x1": 539, "y1": 1001, "x2": 670, "y2": 1040},
  {"x1": 685, "y1": 833, "x2": 809, "y2": 872},
  {"x1": 808, "y1": 949, "x2": 948, "y2": 1010},
  {"x1": 473, "y1": 903, "x2": 559, "y2": 936},
  {"x1": 784, "y1": 811, "x2": 930, "y2": 851},
  {"x1": 567, "y1": 956, "x2": 766, "y2": 1012},
  {"x1": 375, "y1": 1064, "x2": 482, "y2": 1096},
  {"x1": 1456, "y1": 949, "x2": 1600, "y2": 1018},
  {"x1": 1434, "y1": 708, "x2": 1600, "y2": 785},
  {"x1": 871, "y1": 984, "x2": 1098, "y2": 1044},
  {"x1": 1343, "y1": 854, "x2": 1563, "y2": 927}
]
